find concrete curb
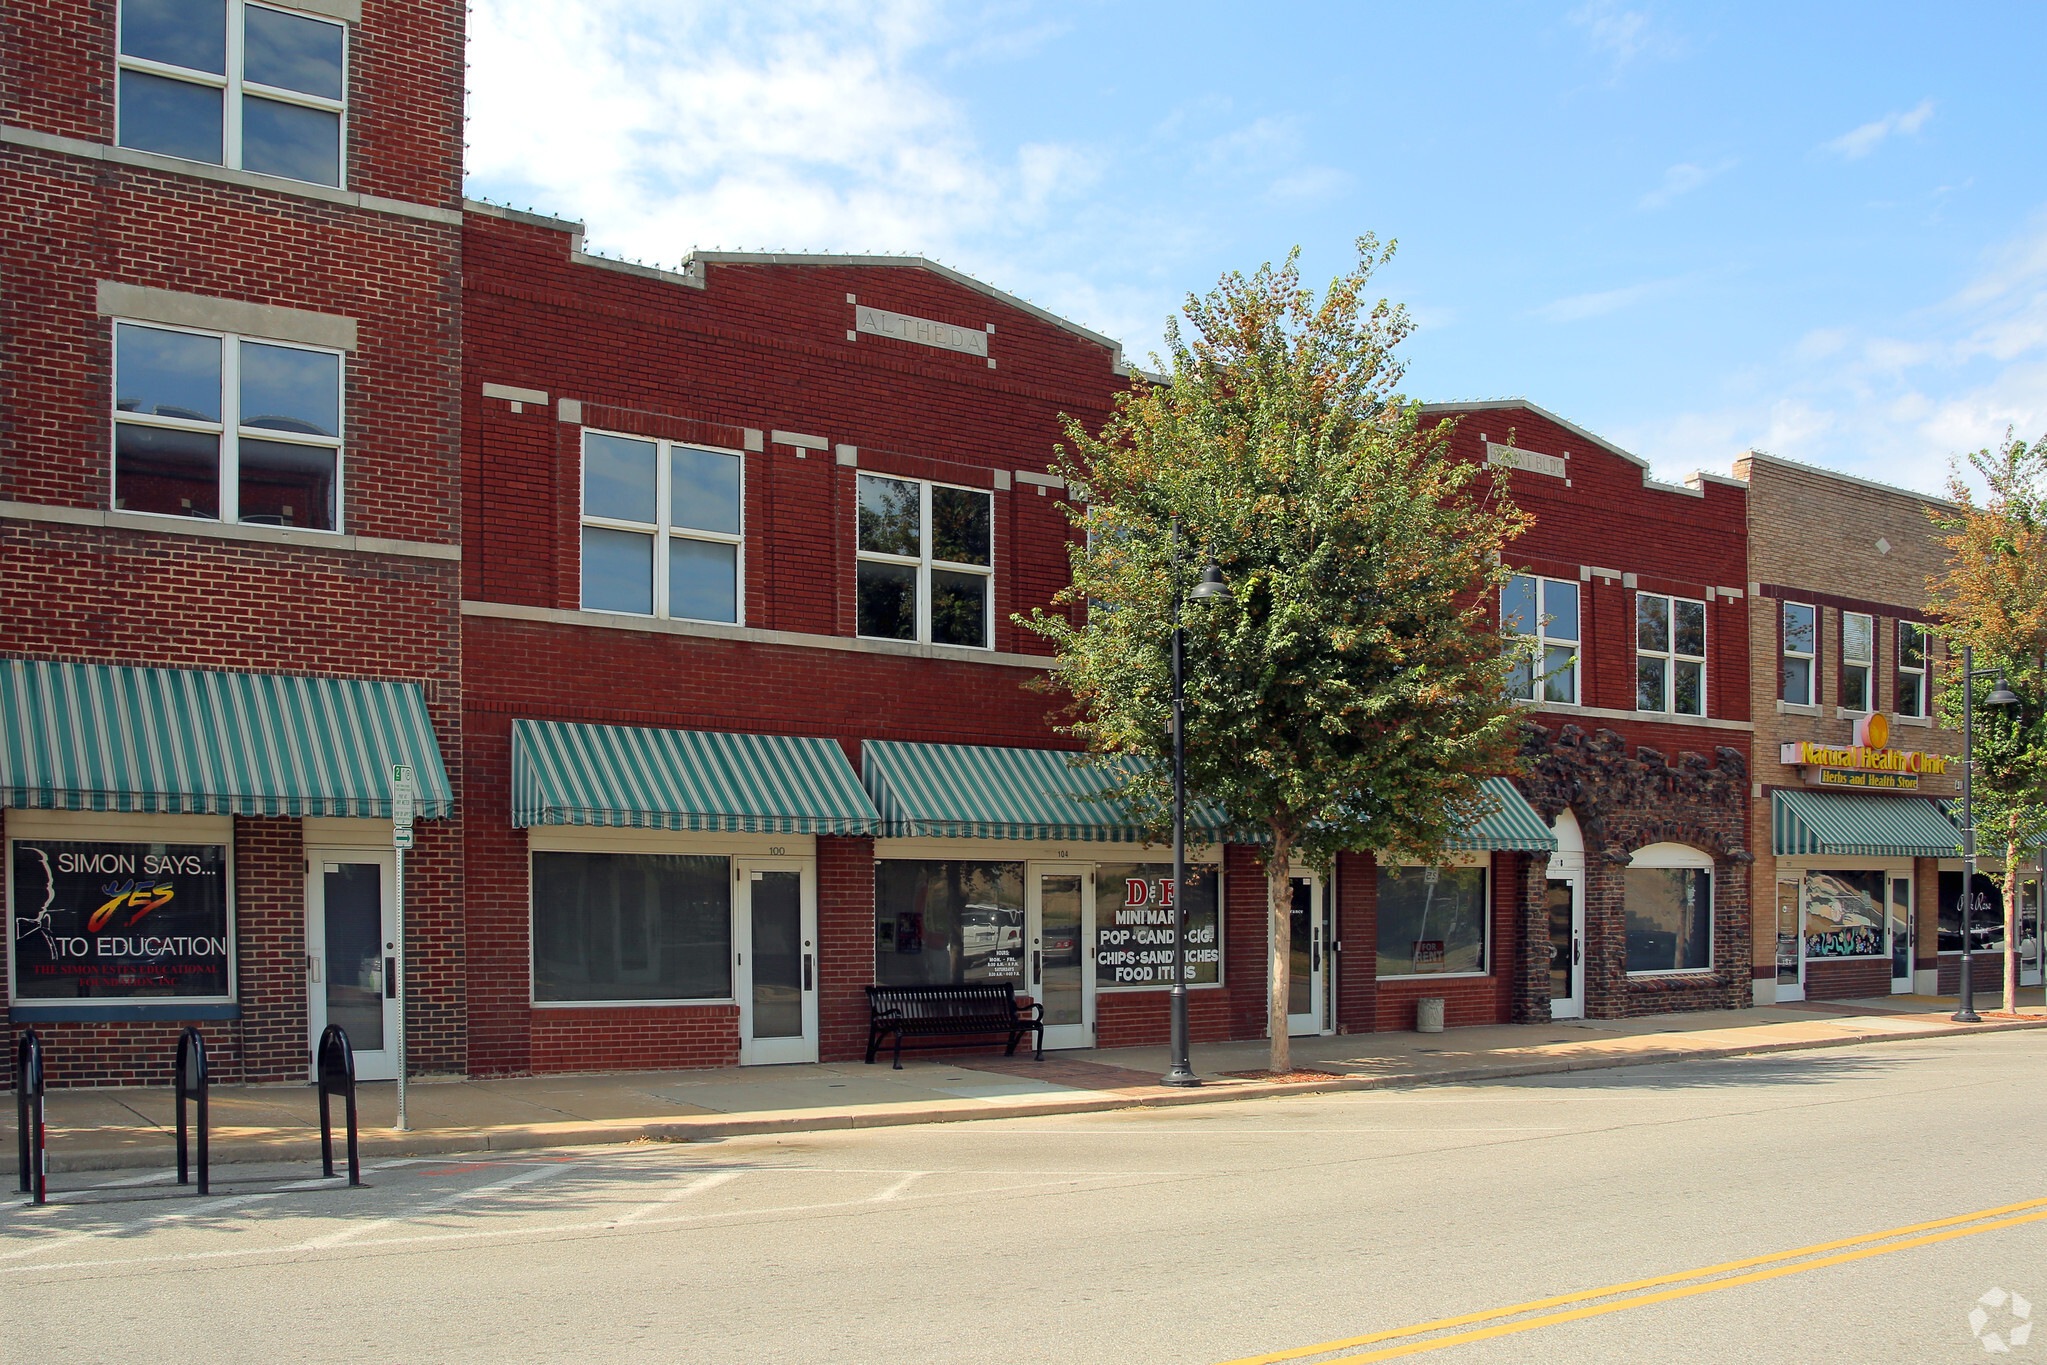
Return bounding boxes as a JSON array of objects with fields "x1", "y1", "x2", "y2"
[{"x1": 12, "y1": 1016, "x2": 2044, "y2": 1176}]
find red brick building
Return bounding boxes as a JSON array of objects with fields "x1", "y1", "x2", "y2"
[{"x1": 3, "y1": 0, "x2": 467, "y2": 1086}]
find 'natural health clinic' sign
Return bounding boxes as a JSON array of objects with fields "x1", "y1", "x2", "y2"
[
  {"x1": 1781, "y1": 712, "x2": 1950, "y2": 792},
  {"x1": 11, "y1": 841, "x2": 230, "y2": 998}
]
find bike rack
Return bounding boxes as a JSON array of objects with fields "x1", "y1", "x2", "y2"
[
  {"x1": 316, "y1": 1025, "x2": 361, "y2": 1187},
  {"x1": 16, "y1": 1029, "x2": 47, "y2": 1206},
  {"x1": 174, "y1": 1027, "x2": 210, "y2": 1196}
]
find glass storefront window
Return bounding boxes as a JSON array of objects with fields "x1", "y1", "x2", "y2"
[
  {"x1": 531, "y1": 852, "x2": 731, "y2": 1002},
  {"x1": 10, "y1": 840, "x2": 230, "y2": 999},
  {"x1": 1376, "y1": 865, "x2": 1488, "y2": 978},
  {"x1": 1094, "y1": 862, "x2": 1221, "y2": 988},
  {"x1": 874, "y1": 861, "x2": 1025, "y2": 986},
  {"x1": 1939, "y1": 871, "x2": 2007, "y2": 952},
  {"x1": 1624, "y1": 866, "x2": 1712, "y2": 973},
  {"x1": 1803, "y1": 870, "x2": 1887, "y2": 958}
]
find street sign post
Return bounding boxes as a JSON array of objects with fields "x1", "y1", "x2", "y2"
[{"x1": 391, "y1": 764, "x2": 415, "y2": 1131}]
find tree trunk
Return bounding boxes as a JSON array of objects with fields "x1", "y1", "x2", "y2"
[
  {"x1": 2003, "y1": 813, "x2": 2022, "y2": 1015},
  {"x1": 1267, "y1": 828, "x2": 1293, "y2": 1075}
]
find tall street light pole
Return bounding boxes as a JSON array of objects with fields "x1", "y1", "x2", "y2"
[
  {"x1": 1956, "y1": 642, "x2": 2019, "y2": 1024},
  {"x1": 1163, "y1": 518, "x2": 1226, "y2": 1088}
]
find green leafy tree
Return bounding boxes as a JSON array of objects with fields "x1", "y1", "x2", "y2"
[
  {"x1": 1929, "y1": 430, "x2": 2047, "y2": 1012},
  {"x1": 1020, "y1": 239, "x2": 1532, "y2": 1072}
]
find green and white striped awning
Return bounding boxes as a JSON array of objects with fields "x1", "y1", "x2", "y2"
[
  {"x1": 1447, "y1": 777, "x2": 1558, "y2": 852},
  {"x1": 1773, "y1": 789, "x2": 1961, "y2": 858},
  {"x1": 1, "y1": 659, "x2": 451, "y2": 818},
  {"x1": 512, "y1": 719, "x2": 878, "y2": 834},
  {"x1": 863, "y1": 740, "x2": 1234, "y2": 842}
]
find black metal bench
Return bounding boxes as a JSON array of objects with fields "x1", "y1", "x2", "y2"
[{"x1": 865, "y1": 983, "x2": 1044, "y2": 1069}]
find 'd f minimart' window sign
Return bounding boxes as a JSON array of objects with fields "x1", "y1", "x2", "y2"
[
  {"x1": 10, "y1": 841, "x2": 231, "y2": 999},
  {"x1": 1094, "y1": 862, "x2": 1221, "y2": 988}
]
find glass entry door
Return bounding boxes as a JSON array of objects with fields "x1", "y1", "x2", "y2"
[
  {"x1": 1891, "y1": 876, "x2": 1916, "y2": 994},
  {"x1": 307, "y1": 853, "x2": 399, "y2": 1082},
  {"x1": 1028, "y1": 866, "x2": 1094, "y2": 1049},
  {"x1": 1775, "y1": 879, "x2": 1805, "y2": 1002},
  {"x1": 738, "y1": 863, "x2": 817, "y2": 1065},
  {"x1": 1287, "y1": 875, "x2": 1326, "y2": 1036},
  {"x1": 1547, "y1": 875, "x2": 1583, "y2": 1019}
]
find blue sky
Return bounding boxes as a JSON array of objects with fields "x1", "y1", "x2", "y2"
[{"x1": 465, "y1": 1, "x2": 2047, "y2": 495}]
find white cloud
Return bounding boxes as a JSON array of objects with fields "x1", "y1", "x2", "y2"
[
  {"x1": 1637, "y1": 158, "x2": 1735, "y2": 210},
  {"x1": 1615, "y1": 212, "x2": 2047, "y2": 494},
  {"x1": 1823, "y1": 98, "x2": 1936, "y2": 159},
  {"x1": 1534, "y1": 277, "x2": 1681, "y2": 322},
  {"x1": 1568, "y1": 1, "x2": 1682, "y2": 70}
]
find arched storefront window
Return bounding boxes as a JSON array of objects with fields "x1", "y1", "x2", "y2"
[{"x1": 1625, "y1": 843, "x2": 1714, "y2": 975}]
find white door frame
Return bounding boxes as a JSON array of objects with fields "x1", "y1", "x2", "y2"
[
  {"x1": 1027, "y1": 862, "x2": 1095, "y2": 1049},
  {"x1": 736, "y1": 859, "x2": 818, "y2": 1065},
  {"x1": 1775, "y1": 877, "x2": 1806, "y2": 1003},
  {"x1": 305, "y1": 849, "x2": 400, "y2": 1082},
  {"x1": 1890, "y1": 873, "x2": 1917, "y2": 994},
  {"x1": 1287, "y1": 872, "x2": 1328, "y2": 1036},
  {"x1": 1547, "y1": 872, "x2": 1585, "y2": 1020}
]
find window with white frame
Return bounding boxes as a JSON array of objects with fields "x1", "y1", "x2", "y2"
[
  {"x1": 117, "y1": 0, "x2": 348, "y2": 187},
  {"x1": 1841, "y1": 611, "x2": 1874, "y2": 712},
  {"x1": 1781, "y1": 601, "x2": 1817, "y2": 706},
  {"x1": 580, "y1": 431, "x2": 743, "y2": 623},
  {"x1": 1636, "y1": 593, "x2": 1706, "y2": 715},
  {"x1": 1501, "y1": 573, "x2": 1579, "y2": 705},
  {"x1": 1897, "y1": 620, "x2": 1929, "y2": 717},
  {"x1": 856, "y1": 473, "x2": 993, "y2": 648},
  {"x1": 113, "y1": 320, "x2": 343, "y2": 528},
  {"x1": 1625, "y1": 844, "x2": 1713, "y2": 974}
]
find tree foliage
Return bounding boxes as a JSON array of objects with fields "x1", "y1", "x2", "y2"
[
  {"x1": 1019, "y1": 239, "x2": 1531, "y2": 1069},
  {"x1": 1929, "y1": 429, "x2": 2047, "y2": 1010}
]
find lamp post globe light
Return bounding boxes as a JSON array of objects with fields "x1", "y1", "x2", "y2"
[
  {"x1": 1163, "y1": 518, "x2": 1227, "y2": 1088},
  {"x1": 1955, "y1": 642, "x2": 2019, "y2": 1024}
]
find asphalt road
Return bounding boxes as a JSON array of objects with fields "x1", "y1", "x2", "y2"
[{"x1": 7, "y1": 1032, "x2": 2046, "y2": 1364}]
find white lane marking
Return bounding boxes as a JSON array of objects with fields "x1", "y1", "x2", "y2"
[
  {"x1": 301, "y1": 1164, "x2": 572, "y2": 1250},
  {"x1": 0, "y1": 1173, "x2": 1134, "y2": 1274},
  {"x1": 868, "y1": 1172, "x2": 924, "y2": 1202},
  {"x1": 611, "y1": 1170, "x2": 741, "y2": 1226},
  {"x1": 90, "y1": 1171, "x2": 178, "y2": 1189},
  {"x1": 0, "y1": 1192, "x2": 281, "y2": 1261}
]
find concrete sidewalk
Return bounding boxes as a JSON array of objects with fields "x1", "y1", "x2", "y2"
[{"x1": 8, "y1": 993, "x2": 2046, "y2": 1177}]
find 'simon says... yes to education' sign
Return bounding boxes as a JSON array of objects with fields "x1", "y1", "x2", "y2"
[{"x1": 11, "y1": 841, "x2": 230, "y2": 998}]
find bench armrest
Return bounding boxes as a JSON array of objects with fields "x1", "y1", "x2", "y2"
[
  {"x1": 1020, "y1": 1000, "x2": 1044, "y2": 1021},
  {"x1": 871, "y1": 1006, "x2": 904, "y2": 1021}
]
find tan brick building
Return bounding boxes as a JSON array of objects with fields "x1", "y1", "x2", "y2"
[{"x1": 1734, "y1": 451, "x2": 2037, "y2": 1005}]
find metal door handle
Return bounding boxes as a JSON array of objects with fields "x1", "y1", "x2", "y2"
[
  {"x1": 803, "y1": 954, "x2": 813, "y2": 992},
  {"x1": 1312, "y1": 930, "x2": 1321, "y2": 972},
  {"x1": 1033, "y1": 950, "x2": 1042, "y2": 983},
  {"x1": 384, "y1": 957, "x2": 397, "y2": 998},
  {"x1": 306, "y1": 955, "x2": 321, "y2": 982},
  {"x1": 1573, "y1": 939, "x2": 1581, "y2": 965}
]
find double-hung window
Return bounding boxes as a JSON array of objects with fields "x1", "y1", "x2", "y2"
[
  {"x1": 1781, "y1": 602, "x2": 1817, "y2": 706},
  {"x1": 113, "y1": 320, "x2": 343, "y2": 528},
  {"x1": 117, "y1": 0, "x2": 348, "y2": 187},
  {"x1": 1840, "y1": 611, "x2": 1874, "y2": 712},
  {"x1": 580, "y1": 432, "x2": 743, "y2": 623},
  {"x1": 856, "y1": 474, "x2": 993, "y2": 649},
  {"x1": 1500, "y1": 573, "x2": 1579, "y2": 704},
  {"x1": 1898, "y1": 621, "x2": 1929, "y2": 717},
  {"x1": 1636, "y1": 593, "x2": 1707, "y2": 715}
]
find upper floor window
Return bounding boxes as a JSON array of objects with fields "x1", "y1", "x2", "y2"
[
  {"x1": 1637, "y1": 593, "x2": 1706, "y2": 716},
  {"x1": 580, "y1": 432, "x2": 743, "y2": 624},
  {"x1": 857, "y1": 474, "x2": 993, "y2": 649},
  {"x1": 118, "y1": 0, "x2": 347, "y2": 187},
  {"x1": 1781, "y1": 601, "x2": 1817, "y2": 706},
  {"x1": 1500, "y1": 573, "x2": 1579, "y2": 705},
  {"x1": 1898, "y1": 620, "x2": 1929, "y2": 717},
  {"x1": 1840, "y1": 611, "x2": 1874, "y2": 712},
  {"x1": 113, "y1": 320, "x2": 342, "y2": 528}
]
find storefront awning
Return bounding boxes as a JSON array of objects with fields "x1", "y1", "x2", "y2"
[
  {"x1": 512, "y1": 720, "x2": 878, "y2": 834},
  {"x1": 1772, "y1": 789, "x2": 1961, "y2": 858},
  {"x1": 1447, "y1": 777, "x2": 1558, "y2": 852},
  {"x1": 0, "y1": 659, "x2": 451, "y2": 818},
  {"x1": 863, "y1": 740, "x2": 1234, "y2": 842}
]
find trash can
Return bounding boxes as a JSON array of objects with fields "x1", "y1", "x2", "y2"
[{"x1": 1416, "y1": 997, "x2": 1446, "y2": 1033}]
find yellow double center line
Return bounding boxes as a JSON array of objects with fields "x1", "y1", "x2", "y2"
[{"x1": 1218, "y1": 1196, "x2": 2047, "y2": 1364}]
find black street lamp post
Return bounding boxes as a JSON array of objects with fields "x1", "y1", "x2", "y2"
[
  {"x1": 1164, "y1": 518, "x2": 1226, "y2": 1088},
  {"x1": 1955, "y1": 642, "x2": 2019, "y2": 1024}
]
